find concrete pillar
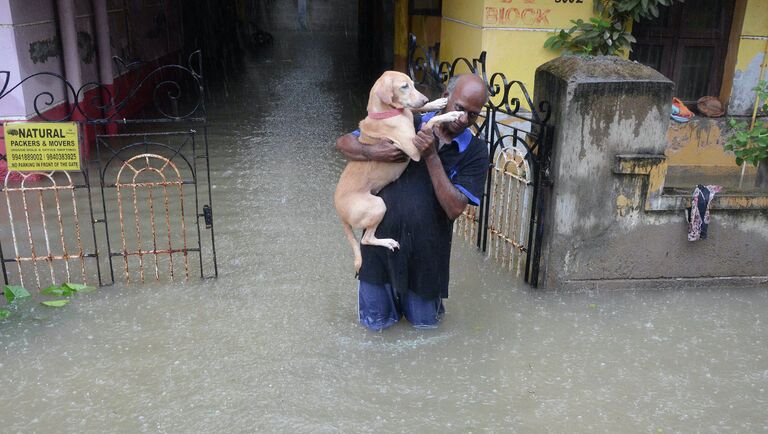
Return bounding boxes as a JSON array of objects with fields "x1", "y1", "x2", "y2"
[
  {"x1": 57, "y1": 0, "x2": 82, "y2": 102},
  {"x1": 533, "y1": 56, "x2": 674, "y2": 290},
  {"x1": 92, "y1": 0, "x2": 113, "y2": 86},
  {"x1": 92, "y1": 0, "x2": 117, "y2": 132}
]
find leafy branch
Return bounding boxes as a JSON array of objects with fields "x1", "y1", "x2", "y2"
[
  {"x1": 1, "y1": 282, "x2": 96, "y2": 320},
  {"x1": 724, "y1": 80, "x2": 768, "y2": 168},
  {"x1": 544, "y1": 0, "x2": 682, "y2": 56}
]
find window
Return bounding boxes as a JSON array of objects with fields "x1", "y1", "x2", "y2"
[
  {"x1": 409, "y1": 0, "x2": 441, "y2": 16},
  {"x1": 630, "y1": 0, "x2": 735, "y2": 104}
]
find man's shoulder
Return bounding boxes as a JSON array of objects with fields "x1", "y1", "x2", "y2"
[{"x1": 466, "y1": 134, "x2": 489, "y2": 159}]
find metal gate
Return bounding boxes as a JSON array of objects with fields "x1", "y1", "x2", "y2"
[
  {"x1": 0, "y1": 51, "x2": 217, "y2": 289},
  {"x1": 408, "y1": 35, "x2": 554, "y2": 287}
]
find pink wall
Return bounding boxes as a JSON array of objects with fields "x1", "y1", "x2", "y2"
[
  {"x1": 2, "y1": 0, "x2": 67, "y2": 118},
  {"x1": 0, "y1": 0, "x2": 183, "y2": 120},
  {"x1": 0, "y1": 1, "x2": 26, "y2": 117}
]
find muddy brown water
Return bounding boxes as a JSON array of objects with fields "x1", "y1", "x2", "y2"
[{"x1": 1, "y1": 31, "x2": 767, "y2": 432}]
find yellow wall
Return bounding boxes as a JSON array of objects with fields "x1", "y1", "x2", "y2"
[
  {"x1": 735, "y1": 0, "x2": 768, "y2": 72},
  {"x1": 433, "y1": 0, "x2": 768, "y2": 174},
  {"x1": 735, "y1": 39, "x2": 768, "y2": 72},
  {"x1": 742, "y1": 0, "x2": 768, "y2": 36},
  {"x1": 440, "y1": 0, "x2": 595, "y2": 94},
  {"x1": 439, "y1": 18, "x2": 483, "y2": 73},
  {"x1": 394, "y1": 0, "x2": 409, "y2": 71},
  {"x1": 482, "y1": 0, "x2": 592, "y2": 29},
  {"x1": 437, "y1": 0, "x2": 766, "y2": 104},
  {"x1": 666, "y1": 120, "x2": 735, "y2": 167},
  {"x1": 442, "y1": 0, "x2": 484, "y2": 26},
  {"x1": 410, "y1": 15, "x2": 441, "y2": 49}
]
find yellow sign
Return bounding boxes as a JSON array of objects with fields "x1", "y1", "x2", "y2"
[{"x1": 4, "y1": 122, "x2": 81, "y2": 171}]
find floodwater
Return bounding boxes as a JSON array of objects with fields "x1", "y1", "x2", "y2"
[{"x1": 2, "y1": 31, "x2": 768, "y2": 433}]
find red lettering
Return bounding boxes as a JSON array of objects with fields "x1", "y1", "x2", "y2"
[
  {"x1": 484, "y1": 6, "x2": 551, "y2": 26},
  {"x1": 504, "y1": 8, "x2": 516, "y2": 23},
  {"x1": 521, "y1": 8, "x2": 536, "y2": 25},
  {"x1": 536, "y1": 9, "x2": 550, "y2": 25},
  {"x1": 485, "y1": 7, "x2": 498, "y2": 24}
]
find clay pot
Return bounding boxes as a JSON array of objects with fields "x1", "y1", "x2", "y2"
[{"x1": 697, "y1": 96, "x2": 725, "y2": 118}]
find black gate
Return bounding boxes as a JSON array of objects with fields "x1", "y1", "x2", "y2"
[
  {"x1": 0, "y1": 51, "x2": 217, "y2": 289},
  {"x1": 407, "y1": 35, "x2": 554, "y2": 287}
]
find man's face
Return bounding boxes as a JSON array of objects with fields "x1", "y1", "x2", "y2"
[{"x1": 442, "y1": 79, "x2": 487, "y2": 137}]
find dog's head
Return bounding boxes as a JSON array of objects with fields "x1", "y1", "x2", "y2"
[{"x1": 371, "y1": 71, "x2": 429, "y2": 109}]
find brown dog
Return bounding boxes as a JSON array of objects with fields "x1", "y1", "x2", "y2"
[{"x1": 334, "y1": 71, "x2": 462, "y2": 273}]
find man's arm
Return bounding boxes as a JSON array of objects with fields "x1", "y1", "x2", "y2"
[
  {"x1": 413, "y1": 128, "x2": 468, "y2": 220},
  {"x1": 335, "y1": 134, "x2": 408, "y2": 162}
]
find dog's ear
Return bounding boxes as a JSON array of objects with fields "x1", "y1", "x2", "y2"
[{"x1": 375, "y1": 76, "x2": 394, "y2": 106}]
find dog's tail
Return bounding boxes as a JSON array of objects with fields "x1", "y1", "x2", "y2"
[{"x1": 342, "y1": 223, "x2": 362, "y2": 275}]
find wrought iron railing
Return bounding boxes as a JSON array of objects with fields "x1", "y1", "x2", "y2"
[
  {"x1": 0, "y1": 51, "x2": 217, "y2": 290},
  {"x1": 408, "y1": 34, "x2": 554, "y2": 287}
]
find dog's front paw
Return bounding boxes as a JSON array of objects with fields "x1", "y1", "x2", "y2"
[
  {"x1": 435, "y1": 110, "x2": 463, "y2": 124},
  {"x1": 423, "y1": 97, "x2": 448, "y2": 111}
]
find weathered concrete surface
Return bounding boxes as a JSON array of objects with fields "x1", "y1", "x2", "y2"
[
  {"x1": 728, "y1": 51, "x2": 766, "y2": 117},
  {"x1": 533, "y1": 56, "x2": 768, "y2": 291},
  {"x1": 665, "y1": 116, "x2": 763, "y2": 191}
]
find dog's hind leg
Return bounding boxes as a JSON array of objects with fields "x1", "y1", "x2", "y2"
[
  {"x1": 342, "y1": 223, "x2": 363, "y2": 274},
  {"x1": 361, "y1": 221, "x2": 400, "y2": 251},
  {"x1": 358, "y1": 195, "x2": 400, "y2": 251}
]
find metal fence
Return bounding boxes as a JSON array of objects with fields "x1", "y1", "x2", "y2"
[
  {"x1": 0, "y1": 51, "x2": 217, "y2": 290},
  {"x1": 408, "y1": 34, "x2": 554, "y2": 287}
]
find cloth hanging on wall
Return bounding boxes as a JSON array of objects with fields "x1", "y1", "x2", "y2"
[{"x1": 686, "y1": 184, "x2": 723, "y2": 241}]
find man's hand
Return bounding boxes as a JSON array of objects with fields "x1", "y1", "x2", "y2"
[
  {"x1": 364, "y1": 139, "x2": 408, "y2": 163},
  {"x1": 413, "y1": 126, "x2": 437, "y2": 158},
  {"x1": 335, "y1": 134, "x2": 407, "y2": 162}
]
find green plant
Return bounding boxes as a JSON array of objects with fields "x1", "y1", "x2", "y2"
[
  {"x1": 544, "y1": 0, "x2": 681, "y2": 56},
  {"x1": 1, "y1": 285, "x2": 31, "y2": 321},
  {"x1": 42, "y1": 282, "x2": 96, "y2": 297},
  {"x1": 4, "y1": 285, "x2": 30, "y2": 304},
  {"x1": 1, "y1": 282, "x2": 96, "y2": 320},
  {"x1": 724, "y1": 81, "x2": 768, "y2": 168}
]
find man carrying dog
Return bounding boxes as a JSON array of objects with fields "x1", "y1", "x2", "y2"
[{"x1": 336, "y1": 73, "x2": 489, "y2": 330}]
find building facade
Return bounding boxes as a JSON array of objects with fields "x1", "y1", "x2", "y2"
[{"x1": 399, "y1": 0, "x2": 768, "y2": 189}]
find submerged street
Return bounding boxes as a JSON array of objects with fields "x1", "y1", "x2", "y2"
[{"x1": 1, "y1": 30, "x2": 768, "y2": 432}]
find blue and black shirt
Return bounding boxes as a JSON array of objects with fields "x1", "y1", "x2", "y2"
[{"x1": 357, "y1": 112, "x2": 489, "y2": 300}]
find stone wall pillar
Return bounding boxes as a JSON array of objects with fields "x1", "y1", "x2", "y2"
[
  {"x1": 533, "y1": 55, "x2": 768, "y2": 290},
  {"x1": 535, "y1": 56, "x2": 668, "y2": 290}
]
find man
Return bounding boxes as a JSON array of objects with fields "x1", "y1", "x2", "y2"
[{"x1": 335, "y1": 74, "x2": 489, "y2": 330}]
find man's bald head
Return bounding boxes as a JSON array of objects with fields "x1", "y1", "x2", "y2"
[
  {"x1": 452, "y1": 74, "x2": 489, "y2": 104},
  {"x1": 441, "y1": 74, "x2": 489, "y2": 137}
]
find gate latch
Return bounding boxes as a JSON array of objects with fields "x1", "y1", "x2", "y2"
[{"x1": 203, "y1": 205, "x2": 213, "y2": 229}]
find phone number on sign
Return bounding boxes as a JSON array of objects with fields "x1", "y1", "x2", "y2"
[{"x1": 45, "y1": 153, "x2": 78, "y2": 160}]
